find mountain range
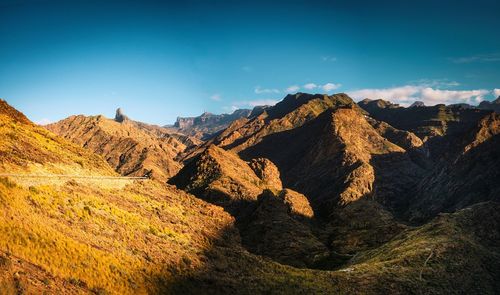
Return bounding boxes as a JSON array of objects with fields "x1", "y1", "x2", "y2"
[
  {"x1": 165, "y1": 109, "x2": 254, "y2": 140},
  {"x1": 0, "y1": 94, "x2": 499, "y2": 294}
]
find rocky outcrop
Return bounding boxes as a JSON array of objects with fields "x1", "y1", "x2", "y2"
[
  {"x1": 168, "y1": 145, "x2": 266, "y2": 215},
  {"x1": 279, "y1": 189, "x2": 314, "y2": 219},
  {"x1": 248, "y1": 158, "x2": 282, "y2": 191},
  {"x1": 409, "y1": 101, "x2": 425, "y2": 107},
  {"x1": 114, "y1": 107, "x2": 128, "y2": 122},
  {"x1": 169, "y1": 145, "x2": 331, "y2": 268},
  {"x1": 366, "y1": 118, "x2": 423, "y2": 150}
]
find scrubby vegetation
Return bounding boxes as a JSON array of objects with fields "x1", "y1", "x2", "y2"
[{"x1": 0, "y1": 176, "x2": 236, "y2": 294}]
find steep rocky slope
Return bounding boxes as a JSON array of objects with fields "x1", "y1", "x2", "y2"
[
  {"x1": 47, "y1": 110, "x2": 200, "y2": 181},
  {"x1": 168, "y1": 145, "x2": 271, "y2": 215},
  {"x1": 170, "y1": 94, "x2": 424, "y2": 266},
  {"x1": 407, "y1": 113, "x2": 500, "y2": 221},
  {"x1": 169, "y1": 145, "x2": 329, "y2": 268},
  {"x1": 205, "y1": 94, "x2": 424, "y2": 216},
  {"x1": 356, "y1": 98, "x2": 500, "y2": 221}
]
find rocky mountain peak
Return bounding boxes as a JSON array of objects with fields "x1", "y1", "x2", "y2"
[
  {"x1": 410, "y1": 101, "x2": 425, "y2": 107},
  {"x1": 114, "y1": 107, "x2": 128, "y2": 122}
]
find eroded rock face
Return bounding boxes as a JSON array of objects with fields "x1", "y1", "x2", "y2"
[
  {"x1": 185, "y1": 94, "x2": 424, "y2": 218},
  {"x1": 278, "y1": 189, "x2": 314, "y2": 219},
  {"x1": 233, "y1": 105, "x2": 414, "y2": 214},
  {"x1": 366, "y1": 118, "x2": 423, "y2": 150},
  {"x1": 249, "y1": 158, "x2": 282, "y2": 191}
]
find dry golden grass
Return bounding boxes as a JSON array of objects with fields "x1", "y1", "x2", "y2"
[{"x1": 0, "y1": 177, "x2": 233, "y2": 294}]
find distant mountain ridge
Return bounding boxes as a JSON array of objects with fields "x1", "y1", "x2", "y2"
[
  {"x1": 168, "y1": 109, "x2": 253, "y2": 140},
  {"x1": 478, "y1": 96, "x2": 500, "y2": 112},
  {"x1": 358, "y1": 98, "x2": 494, "y2": 139}
]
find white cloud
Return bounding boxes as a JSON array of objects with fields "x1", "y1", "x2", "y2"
[
  {"x1": 35, "y1": 118, "x2": 52, "y2": 125},
  {"x1": 255, "y1": 86, "x2": 280, "y2": 94},
  {"x1": 229, "y1": 99, "x2": 279, "y2": 109},
  {"x1": 493, "y1": 88, "x2": 500, "y2": 97},
  {"x1": 322, "y1": 56, "x2": 337, "y2": 62},
  {"x1": 348, "y1": 86, "x2": 420, "y2": 103},
  {"x1": 420, "y1": 88, "x2": 488, "y2": 104},
  {"x1": 222, "y1": 105, "x2": 239, "y2": 113},
  {"x1": 285, "y1": 82, "x2": 342, "y2": 93},
  {"x1": 348, "y1": 85, "x2": 490, "y2": 106},
  {"x1": 243, "y1": 99, "x2": 279, "y2": 107},
  {"x1": 449, "y1": 53, "x2": 500, "y2": 64},
  {"x1": 409, "y1": 78, "x2": 460, "y2": 88},
  {"x1": 210, "y1": 94, "x2": 222, "y2": 101},
  {"x1": 322, "y1": 83, "x2": 342, "y2": 92},
  {"x1": 303, "y1": 83, "x2": 317, "y2": 90},
  {"x1": 286, "y1": 85, "x2": 300, "y2": 93}
]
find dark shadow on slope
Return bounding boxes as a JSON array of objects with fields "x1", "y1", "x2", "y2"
[
  {"x1": 152, "y1": 224, "x2": 350, "y2": 295},
  {"x1": 153, "y1": 202, "x2": 500, "y2": 295},
  {"x1": 406, "y1": 134, "x2": 500, "y2": 223},
  {"x1": 369, "y1": 151, "x2": 427, "y2": 219},
  {"x1": 171, "y1": 182, "x2": 343, "y2": 270}
]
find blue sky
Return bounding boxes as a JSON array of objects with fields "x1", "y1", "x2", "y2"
[{"x1": 1, "y1": 0, "x2": 499, "y2": 125}]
